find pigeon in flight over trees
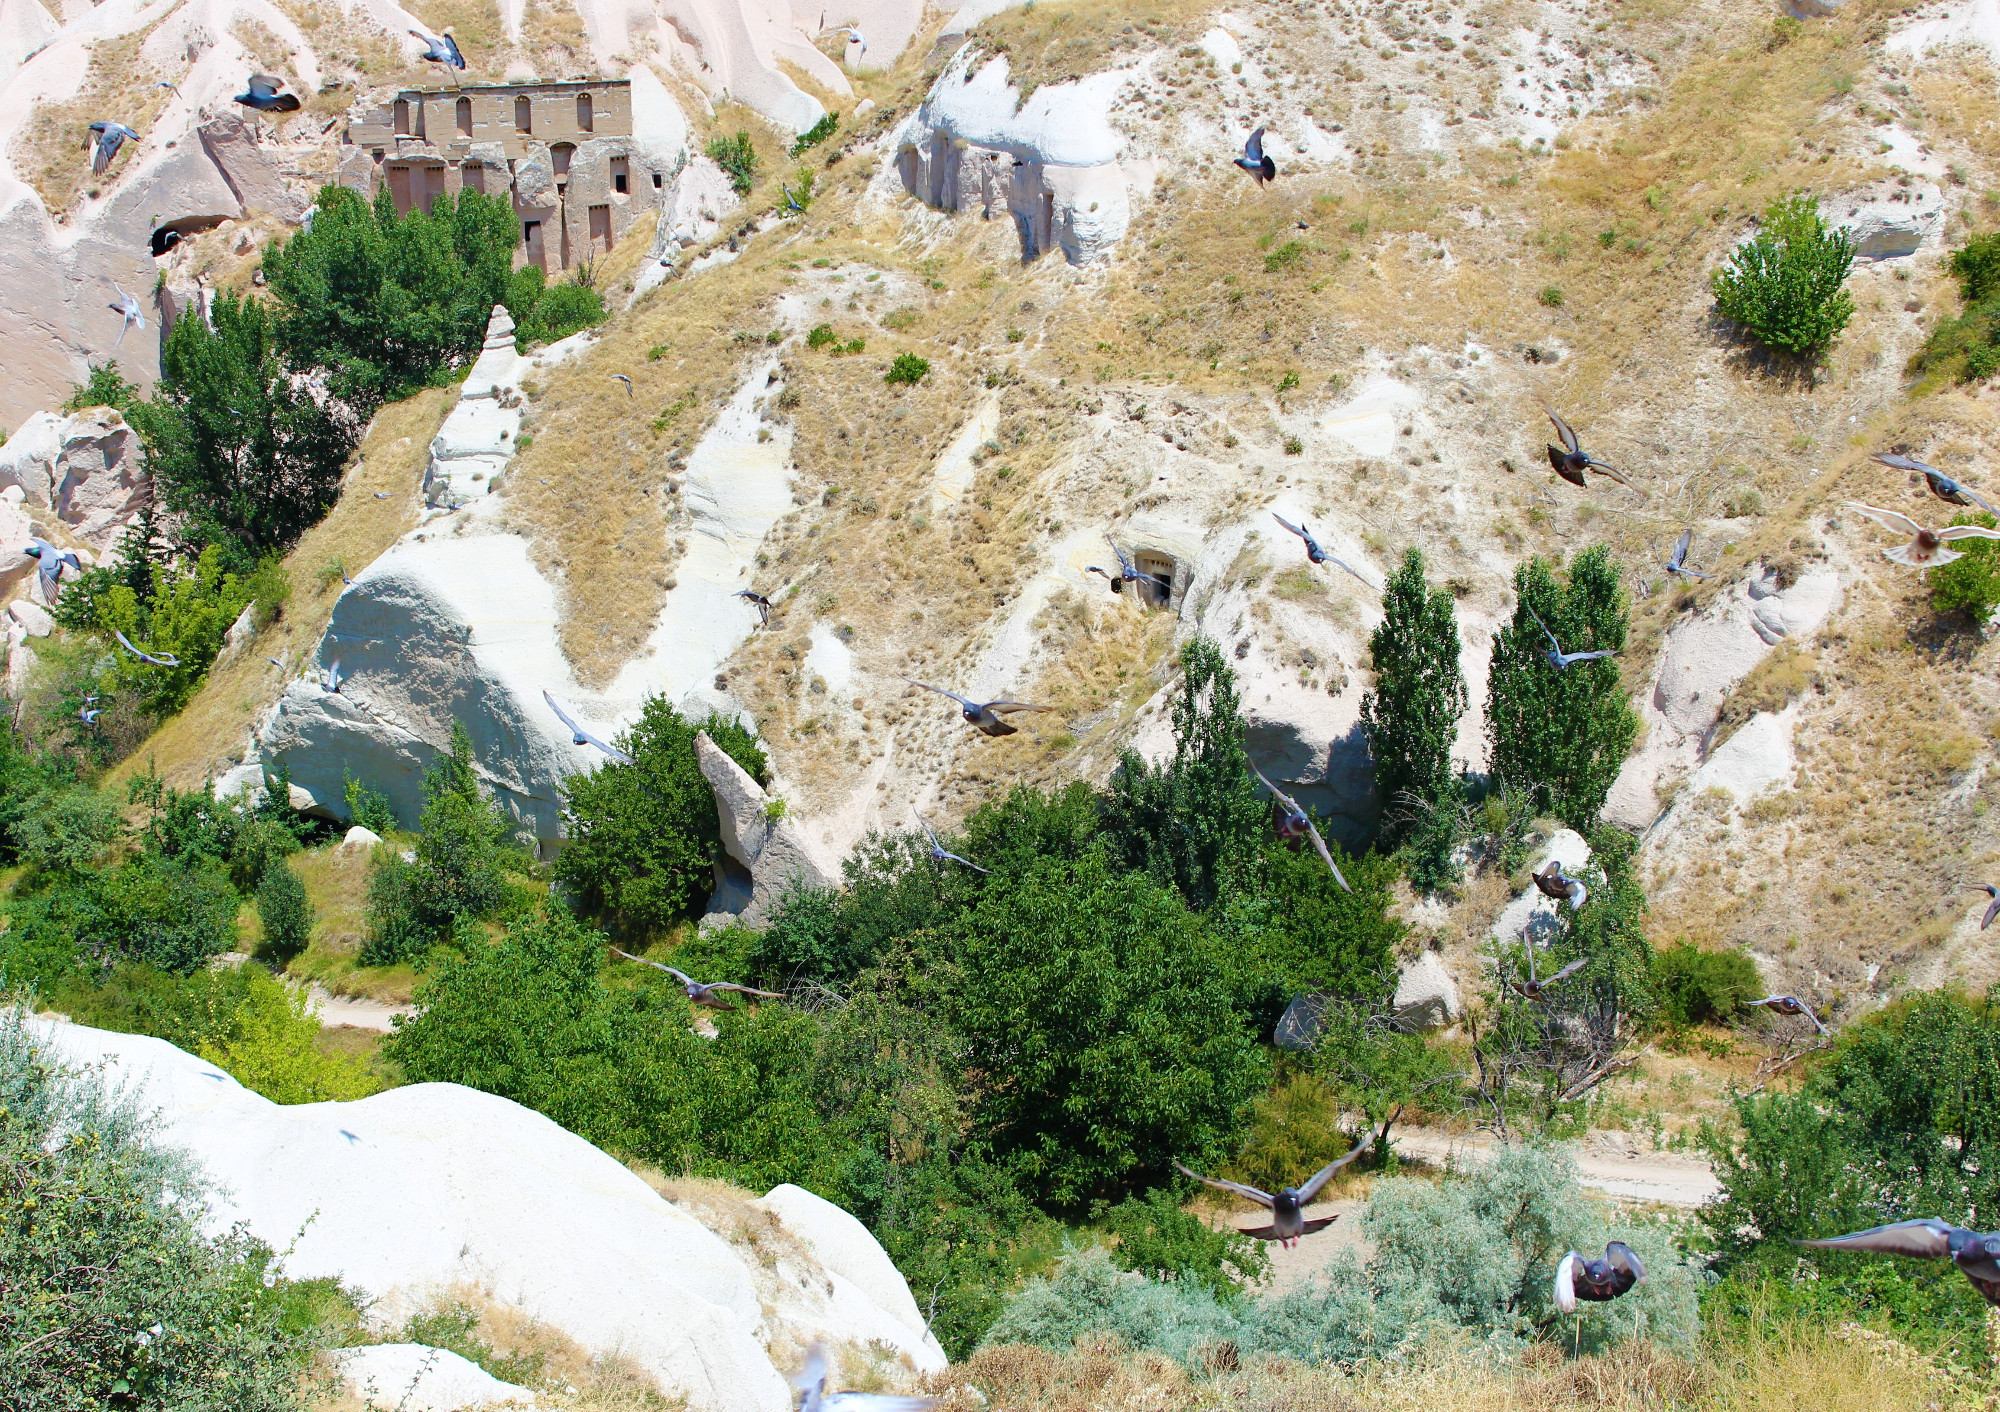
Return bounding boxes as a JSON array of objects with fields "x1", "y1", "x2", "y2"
[
  {"x1": 79, "y1": 705, "x2": 103, "y2": 724},
  {"x1": 1796, "y1": 1220, "x2": 2000, "y2": 1306},
  {"x1": 1747, "y1": 994, "x2": 1827, "y2": 1034},
  {"x1": 1530, "y1": 859, "x2": 1588, "y2": 911},
  {"x1": 108, "y1": 284, "x2": 145, "y2": 346},
  {"x1": 410, "y1": 28, "x2": 466, "y2": 72},
  {"x1": 87, "y1": 121, "x2": 138, "y2": 173},
  {"x1": 1553, "y1": 1242, "x2": 1647, "y2": 1313},
  {"x1": 610, "y1": 374, "x2": 633, "y2": 397},
  {"x1": 1871, "y1": 450, "x2": 2000, "y2": 520},
  {"x1": 1235, "y1": 126, "x2": 1277, "y2": 183},
  {"x1": 1541, "y1": 400, "x2": 1646, "y2": 498},
  {"x1": 1085, "y1": 533, "x2": 1170, "y2": 595},
  {"x1": 112, "y1": 628, "x2": 179, "y2": 667},
  {"x1": 735, "y1": 589, "x2": 773, "y2": 625},
  {"x1": 901, "y1": 678, "x2": 1053, "y2": 737},
  {"x1": 1249, "y1": 762, "x2": 1351, "y2": 893},
  {"x1": 1664, "y1": 529, "x2": 1710, "y2": 581},
  {"x1": 1513, "y1": 954, "x2": 1587, "y2": 1002},
  {"x1": 544, "y1": 690, "x2": 635, "y2": 764},
  {"x1": 1271, "y1": 513, "x2": 1372, "y2": 588},
  {"x1": 792, "y1": 1342, "x2": 931, "y2": 1412},
  {"x1": 1526, "y1": 605, "x2": 1617, "y2": 669},
  {"x1": 1173, "y1": 1134, "x2": 1372, "y2": 1246},
  {"x1": 610, "y1": 947, "x2": 785, "y2": 1010},
  {"x1": 1980, "y1": 884, "x2": 2000, "y2": 931},
  {"x1": 913, "y1": 807, "x2": 990, "y2": 874},
  {"x1": 1845, "y1": 502, "x2": 2000, "y2": 570},
  {"x1": 23, "y1": 539, "x2": 80, "y2": 603}
]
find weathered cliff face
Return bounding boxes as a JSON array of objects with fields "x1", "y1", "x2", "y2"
[{"x1": 0, "y1": 404, "x2": 150, "y2": 554}]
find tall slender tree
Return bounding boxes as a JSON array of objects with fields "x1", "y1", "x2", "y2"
[{"x1": 1362, "y1": 547, "x2": 1467, "y2": 836}]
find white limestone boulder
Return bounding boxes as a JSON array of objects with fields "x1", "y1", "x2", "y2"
[
  {"x1": 1490, "y1": 829, "x2": 1593, "y2": 952},
  {"x1": 1820, "y1": 180, "x2": 1942, "y2": 261},
  {"x1": 9, "y1": 599, "x2": 53, "y2": 636},
  {"x1": 32, "y1": 1018, "x2": 942, "y2": 1412},
  {"x1": 1392, "y1": 951, "x2": 1461, "y2": 1032},
  {"x1": 696, "y1": 732, "x2": 836, "y2": 926},
  {"x1": 340, "y1": 824, "x2": 384, "y2": 853},
  {"x1": 334, "y1": 1344, "x2": 535, "y2": 1411},
  {"x1": 0, "y1": 406, "x2": 151, "y2": 554}
]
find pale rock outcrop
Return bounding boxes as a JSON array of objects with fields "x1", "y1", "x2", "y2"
[
  {"x1": 425, "y1": 310, "x2": 524, "y2": 508},
  {"x1": 9, "y1": 598, "x2": 53, "y2": 636},
  {"x1": 340, "y1": 824, "x2": 384, "y2": 853},
  {"x1": 1822, "y1": 179, "x2": 1943, "y2": 261},
  {"x1": 0, "y1": 405, "x2": 150, "y2": 554},
  {"x1": 334, "y1": 1344, "x2": 535, "y2": 1411},
  {"x1": 0, "y1": 0, "x2": 60, "y2": 80},
  {"x1": 197, "y1": 112, "x2": 310, "y2": 221},
  {"x1": 1490, "y1": 829, "x2": 1594, "y2": 952},
  {"x1": 0, "y1": 486, "x2": 35, "y2": 598},
  {"x1": 1393, "y1": 950, "x2": 1461, "y2": 1031},
  {"x1": 3, "y1": 617, "x2": 30, "y2": 698},
  {"x1": 884, "y1": 47, "x2": 1145, "y2": 265},
  {"x1": 637, "y1": 156, "x2": 741, "y2": 296},
  {"x1": 696, "y1": 731, "x2": 836, "y2": 926},
  {"x1": 33, "y1": 1018, "x2": 944, "y2": 1412}
]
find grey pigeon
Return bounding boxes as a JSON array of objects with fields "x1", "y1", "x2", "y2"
[
  {"x1": 23, "y1": 539, "x2": 80, "y2": 602},
  {"x1": 1249, "y1": 762, "x2": 1350, "y2": 893},
  {"x1": 1514, "y1": 954, "x2": 1587, "y2": 1002},
  {"x1": 610, "y1": 374, "x2": 633, "y2": 397},
  {"x1": 1981, "y1": 884, "x2": 2000, "y2": 931},
  {"x1": 913, "y1": 807, "x2": 990, "y2": 874},
  {"x1": 108, "y1": 283, "x2": 145, "y2": 346},
  {"x1": 1530, "y1": 859, "x2": 1587, "y2": 911},
  {"x1": 1526, "y1": 605, "x2": 1617, "y2": 669},
  {"x1": 155, "y1": 80, "x2": 177, "y2": 91},
  {"x1": 819, "y1": 23, "x2": 866, "y2": 54},
  {"x1": 1174, "y1": 1134, "x2": 1373, "y2": 1246},
  {"x1": 1541, "y1": 400, "x2": 1646, "y2": 498},
  {"x1": 735, "y1": 589, "x2": 772, "y2": 625},
  {"x1": 1554, "y1": 1242, "x2": 1647, "y2": 1313},
  {"x1": 1085, "y1": 533, "x2": 1170, "y2": 594},
  {"x1": 409, "y1": 28, "x2": 465, "y2": 70},
  {"x1": 112, "y1": 628, "x2": 179, "y2": 667},
  {"x1": 792, "y1": 1342, "x2": 930, "y2": 1412},
  {"x1": 1796, "y1": 1219, "x2": 2000, "y2": 1305},
  {"x1": 79, "y1": 706, "x2": 102, "y2": 724},
  {"x1": 234, "y1": 74, "x2": 301, "y2": 112},
  {"x1": 901, "y1": 678, "x2": 1053, "y2": 737},
  {"x1": 1234, "y1": 126, "x2": 1276, "y2": 183},
  {"x1": 1845, "y1": 502, "x2": 2000, "y2": 570},
  {"x1": 1664, "y1": 528, "x2": 1710, "y2": 580},
  {"x1": 544, "y1": 690, "x2": 635, "y2": 764},
  {"x1": 610, "y1": 947, "x2": 784, "y2": 1010},
  {"x1": 87, "y1": 121, "x2": 138, "y2": 174},
  {"x1": 1272, "y1": 512, "x2": 1371, "y2": 587},
  {"x1": 319, "y1": 659, "x2": 342, "y2": 694},
  {"x1": 782, "y1": 184, "x2": 806, "y2": 214},
  {"x1": 1748, "y1": 994, "x2": 1827, "y2": 1034},
  {"x1": 1872, "y1": 450, "x2": 2000, "y2": 519}
]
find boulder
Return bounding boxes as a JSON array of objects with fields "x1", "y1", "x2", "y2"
[
  {"x1": 695, "y1": 732, "x2": 836, "y2": 927},
  {"x1": 1392, "y1": 951, "x2": 1461, "y2": 1032},
  {"x1": 8, "y1": 599, "x2": 52, "y2": 637},
  {"x1": 32, "y1": 1018, "x2": 944, "y2": 1412},
  {"x1": 1489, "y1": 829, "x2": 1593, "y2": 952},
  {"x1": 2, "y1": 617, "x2": 28, "y2": 699},
  {"x1": 333, "y1": 1344, "x2": 535, "y2": 1411},
  {"x1": 0, "y1": 406, "x2": 151, "y2": 554},
  {"x1": 756, "y1": 1184, "x2": 939, "y2": 1355},
  {"x1": 339, "y1": 824, "x2": 384, "y2": 853},
  {"x1": 1273, "y1": 993, "x2": 1327, "y2": 1051},
  {"x1": 197, "y1": 114, "x2": 308, "y2": 221},
  {"x1": 1821, "y1": 181, "x2": 1942, "y2": 261}
]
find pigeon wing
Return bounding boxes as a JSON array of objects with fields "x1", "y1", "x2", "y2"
[
  {"x1": 1271, "y1": 511, "x2": 1308, "y2": 543},
  {"x1": 1985, "y1": 894, "x2": 2000, "y2": 931},
  {"x1": 902, "y1": 677, "x2": 978, "y2": 711},
  {"x1": 609, "y1": 946, "x2": 696, "y2": 987},
  {"x1": 1870, "y1": 450, "x2": 1934, "y2": 477},
  {"x1": 1544, "y1": 956, "x2": 1589, "y2": 987},
  {"x1": 1294, "y1": 1132, "x2": 1374, "y2": 1202},
  {"x1": 985, "y1": 701, "x2": 1054, "y2": 715},
  {"x1": 1589, "y1": 459, "x2": 1648, "y2": 499},
  {"x1": 1845, "y1": 502, "x2": 1925, "y2": 539},
  {"x1": 1541, "y1": 400, "x2": 1581, "y2": 457},
  {"x1": 1173, "y1": 1160, "x2": 1275, "y2": 1208},
  {"x1": 1244, "y1": 126, "x2": 1265, "y2": 163},
  {"x1": 543, "y1": 689, "x2": 586, "y2": 739},
  {"x1": 1554, "y1": 1253, "x2": 1580, "y2": 1314},
  {"x1": 707, "y1": 983, "x2": 786, "y2": 999},
  {"x1": 1301, "y1": 817, "x2": 1352, "y2": 894},
  {"x1": 1525, "y1": 605, "x2": 1561, "y2": 653},
  {"x1": 1938, "y1": 525, "x2": 2000, "y2": 544},
  {"x1": 793, "y1": 1343, "x2": 830, "y2": 1395},
  {"x1": 442, "y1": 32, "x2": 465, "y2": 66},
  {"x1": 1606, "y1": 1241, "x2": 1647, "y2": 1285},
  {"x1": 247, "y1": 74, "x2": 284, "y2": 97},
  {"x1": 822, "y1": 1396, "x2": 938, "y2": 1412},
  {"x1": 1797, "y1": 1218, "x2": 1961, "y2": 1260}
]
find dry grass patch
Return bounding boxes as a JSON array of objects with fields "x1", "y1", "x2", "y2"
[
  {"x1": 107, "y1": 389, "x2": 445, "y2": 795},
  {"x1": 969, "y1": 0, "x2": 1216, "y2": 101},
  {"x1": 284, "y1": 840, "x2": 423, "y2": 1003},
  {"x1": 11, "y1": 33, "x2": 174, "y2": 220}
]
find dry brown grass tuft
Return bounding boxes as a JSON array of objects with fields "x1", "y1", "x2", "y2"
[{"x1": 968, "y1": 0, "x2": 1216, "y2": 100}]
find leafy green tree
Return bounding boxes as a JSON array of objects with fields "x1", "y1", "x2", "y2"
[
  {"x1": 364, "y1": 724, "x2": 514, "y2": 963},
  {"x1": 554, "y1": 701, "x2": 766, "y2": 937},
  {"x1": 1485, "y1": 547, "x2": 1638, "y2": 830},
  {"x1": 255, "y1": 859, "x2": 313, "y2": 959},
  {"x1": 705, "y1": 132, "x2": 758, "y2": 195},
  {"x1": 1929, "y1": 511, "x2": 2000, "y2": 622},
  {"x1": 1105, "y1": 637, "x2": 1268, "y2": 910},
  {"x1": 126, "y1": 295, "x2": 354, "y2": 564},
  {"x1": 1362, "y1": 547, "x2": 1466, "y2": 829},
  {"x1": 1313, "y1": 999, "x2": 1462, "y2": 1159},
  {"x1": 1100, "y1": 1186, "x2": 1269, "y2": 1297},
  {"x1": 506, "y1": 263, "x2": 606, "y2": 349},
  {"x1": 1711, "y1": 192, "x2": 1857, "y2": 360},
  {"x1": 264, "y1": 185, "x2": 519, "y2": 413},
  {"x1": 1912, "y1": 232, "x2": 2000, "y2": 383},
  {"x1": 1248, "y1": 841, "x2": 1401, "y2": 1002}
]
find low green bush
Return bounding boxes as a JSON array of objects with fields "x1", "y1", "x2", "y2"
[
  {"x1": 197, "y1": 967, "x2": 379, "y2": 1104},
  {"x1": 1710, "y1": 192, "x2": 1856, "y2": 360},
  {"x1": 885, "y1": 353, "x2": 930, "y2": 386},
  {"x1": 706, "y1": 132, "x2": 758, "y2": 195},
  {"x1": 1929, "y1": 511, "x2": 2000, "y2": 622},
  {"x1": 790, "y1": 112, "x2": 838, "y2": 157},
  {"x1": 1650, "y1": 941, "x2": 1760, "y2": 1028},
  {"x1": 256, "y1": 860, "x2": 313, "y2": 959}
]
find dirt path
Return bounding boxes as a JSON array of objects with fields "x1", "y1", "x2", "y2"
[{"x1": 306, "y1": 984, "x2": 413, "y2": 1034}]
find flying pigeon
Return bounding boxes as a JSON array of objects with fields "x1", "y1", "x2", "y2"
[
  {"x1": 23, "y1": 539, "x2": 81, "y2": 602},
  {"x1": 1541, "y1": 400, "x2": 1647, "y2": 498},
  {"x1": 544, "y1": 690, "x2": 635, "y2": 764},
  {"x1": 1664, "y1": 529, "x2": 1710, "y2": 581},
  {"x1": 112, "y1": 628, "x2": 179, "y2": 667},
  {"x1": 1514, "y1": 955, "x2": 1588, "y2": 1002},
  {"x1": 735, "y1": 589, "x2": 773, "y2": 625},
  {"x1": 820, "y1": 23, "x2": 866, "y2": 54},
  {"x1": 1871, "y1": 450, "x2": 2000, "y2": 519},
  {"x1": 609, "y1": 947, "x2": 785, "y2": 1010},
  {"x1": 901, "y1": 678, "x2": 1054, "y2": 737},
  {"x1": 79, "y1": 706, "x2": 102, "y2": 724},
  {"x1": 409, "y1": 28, "x2": 466, "y2": 71},
  {"x1": 155, "y1": 80, "x2": 178, "y2": 91},
  {"x1": 264, "y1": 657, "x2": 284, "y2": 669},
  {"x1": 1796, "y1": 1219, "x2": 2000, "y2": 1305},
  {"x1": 913, "y1": 807, "x2": 990, "y2": 874},
  {"x1": 1981, "y1": 884, "x2": 2000, "y2": 931},
  {"x1": 782, "y1": 184, "x2": 806, "y2": 214},
  {"x1": 1234, "y1": 126, "x2": 1276, "y2": 183},
  {"x1": 610, "y1": 374, "x2": 633, "y2": 397},
  {"x1": 1085, "y1": 533, "x2": 1171, "y2": 595},
  {"x1": 1747, "y1": 994, "x2": 1827, "y2": 1034},
  {"x1": 1525, "y1": 605, "x2": 1618, "y2": 669},
  {"x1": 234, "y1": 74, "x2": 302, "y2": 113},
  {"x1": 1271, "y1": 513, "x2": 1372, "y2": 588},
  {"x1": 1249, "y1": 762, "x2": 1351, "y2": 893},
  {"x1": 1553, "y1": 1242, "x2": 1648, "y2": 1313},
  {"x1": 319, "y1": 660, "x2": 342, "y2": 694},
  {"x1": 373, "y1": 491, "x2": 390, "y2": 499},
  {"x1": 87, "y1": 121, "x2": 138, "y2": 174},
  {"x1": 1845, "y1": 502, "x2": 2000, "y2": 570},
  {"x1": 109, "y1": 284, "x2": 145, "y2": 346},
  {"x1": 792, "y1": 1342, "x2": 931, "y2": 1412},
  {"x1": 1173, "y1": 1134, "x2": 1373, "y2": 1246},
  {"x1": 1530, "y1": 859, "x2": 1587, "y2": 911}
]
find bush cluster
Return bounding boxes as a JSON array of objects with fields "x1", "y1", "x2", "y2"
[{"x1": 1710, "y1": 192, "x2": 1856, "y2": 360}]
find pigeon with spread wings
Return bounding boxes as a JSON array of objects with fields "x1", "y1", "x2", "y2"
[
  {"x1": 735, "y1": 588, "x2": 773, "y2": 625},
  {"x1": 23, "y1": 539, "x2": 81, "y2": 603},
  {"x1": 108, "y1": 284, "x2": 145, "y2": 346},
  {"x1": 544, "y1": 690, "x2": 635, "y2": 764},
  {"x1": 1234, "y1": 126, "x2": 1277, "y2": 183},
  {"x1": 1845, "y1": 501, "x2": 2000, "y2": 569},
  {"x1": 1085, "y1": 533, "x2": 1170, "y2": 594},
  {"x1": 901, "y1": 678, "x2": 1053, "y2": 737},
  {"x1": 1664, "y1": 529, "x2": 1711, "y2": 581},
  {"x1": 1271, "y1": 512, "x2": 1373, "y2": 588},
  {"x1": 1514, "y1": 955, "x2": 1587, "y2": 1002},
  {"x1": 1747, "y1": 994, "x2": 1827, "y2": 1034},
  {"x1": 1249, "y1": 763, "x2": 1351, "y2": 893},
  {"x1": 1531, "y1": 859, "x2": 1588, "y2": 911},
  {"x1": 913, "y1": 808, "x2": 990, "y2": 874},
  {"x1": 1526, "y1": 605, "x2": 1618, "y2": 669},
  {"x1": 1542, "y1": 400, "x2": 1646, "y2": 498},
  {"x1": 1796, "y1": 1219, "x2": 2000, "y2": 1306},
  {"x1": 1980, "y1": 884, "x2": 2000, "y2": 932},
  {"x1": 234, "y1": 73, "x2": 301, "y2": 112},
  {"x1": 609, "y1": 947, "x2": 784, "y2": 1010},
  {"x1": 1174, "y1": 1134, "x2": 1372, "y2": 1246},
  {"x1": 1554, "y1": 1242, "x2": 1648, "y2": 1313},
  {"x1": 88, "y1": 121, "x2": 138, "y2": 174},
  {"x1": 112, "y1": 628, "x2": 179, "y2": 667},
  {"x1": 1871, "y1": 450, "x2": 2000, "y2": 520}
]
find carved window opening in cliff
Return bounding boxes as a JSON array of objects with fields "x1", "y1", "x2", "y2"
[
  {"x1": 523, "y1": 219, "x2": 545, "y2": 268},
  {"x1": 610, "y1": 155, "x2": 629, "y2": 194},
  {"x1": 413, "y1": 99, "x2": 427, "y2": 141},
  {"x1": 388, "y1": 164, "x2": 413, "y2": 215},
  {"x1": 652, "y1": 171, "x2": 662, "y2": 189},
  {"x1": 576, "y1": 93, "x2": 593, "y2": 133},
  {"x1": 1134, "y1": 552, "x2": 1177, "y2": 609},
  {"x1": 421, "y1": 165, "x2": 446, "y2": 212},
  {"x1": 463, "y1": 163, "x2": 486, "y2": 194},
  {"x1": 515, "y1": 96, "x2": 532, "y2": 133},
  {"x1": 456, "y1": 97, "x2": 472, "y2": 138},
  {"x1": 552, "y1": 143, "x2": 573, "y2": 178},
  {"x1": 393, "y1": 99, "x2": 410, "y2": 135},
  {"x1": 588, "y1": 204, "x2": 612, "y2": 257}
]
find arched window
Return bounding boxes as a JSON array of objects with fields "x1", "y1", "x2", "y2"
[
  {"x1": 551, "y1": 142, "x2": 573, "y2": 177},
  {"x1": 455, "y1": 97, "x2": 472, "y2": 137},
  {"x1": 515, "y1": 96, "x2": 532, "y2": 133},
  {"x1": 576, "y1": 92, "x2": 593, "y2": 132},
  {"x1": 393, "y1": 99, "x2": 410, "y2": 135}
]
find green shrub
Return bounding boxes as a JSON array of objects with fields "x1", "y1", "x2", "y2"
[
  {"x1": 198, "y1": 966, "x2": 379, "y2": 1103},
  {"x1": 1250, "y1": 840, "x2": 1402, "y2": 1002},
  {"x1": 13, "y1": 787, "x2": 123, "y2": 875},
  {"x1": 1263, "y1": 241, "x2": 1306, "y2": 273},
  {"x1": 1100, "y1": 1186, "x2": 1269, "y2": 1296},
  {"x1": 506, "y1": 263, "x2": 606, "y2": 350},
  {"x1": 1929, "y1": 512, "x2": 2000, "y2": 622},
  {"x1": 48, "y1": 962, "x2": 255, "y2": 1056},
  {"x1": 360, "y1": 855, "x2": 427, "y2": 967},
  {"x1": 706, "y1": 132, "x2": 758, "y2": 195},
  {"x1": 807, "y1": 322, "x2": 837, "y2": 349},
  {"x1": 363, "y1": 724, "x2": 514, "y2": 961},
  {"x1": 1710, "y1": 192, "x2": 1856, "y2": 359},
  {"x1": 256, "y1": 860, "x2": 313, "y2": 959},
  {"x1": 1538, "y1": 285, "x2": 1564, "y2": 308},
  {"x1": 1649, "y1": 941, "x2": 1760, "y2": 1028},
  {"x1": 885, "y1": 353, "x2": 930, "y2": 386},
  {"x1": 790, "y1": 111, "x2": 838, "y2": 157},
  {"x1": 62, "y1": 360, "x2": 141, "y2": 414},
  {"x1": 343, "y1": 768, "x2": 397, "y2": 836}
]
